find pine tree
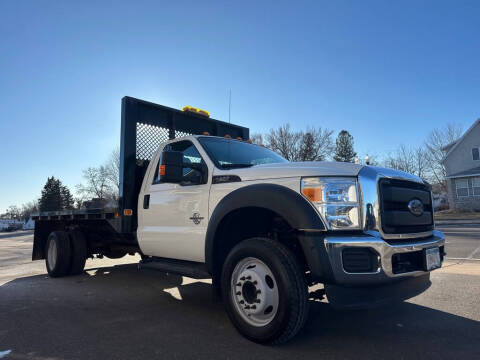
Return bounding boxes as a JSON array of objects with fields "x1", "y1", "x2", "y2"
[
  {"x1": 39, "y1": 177, "x2": 74, "y2": 211},
  {"x1": 61, "y1": 185, "x2": 74, "y2": 209},
  {"x1": 334, "y1": 130, "x2": 357, "y2": 163},
  {"x1": 298, "y1": 132, "x2": 316, "y2": 161}
]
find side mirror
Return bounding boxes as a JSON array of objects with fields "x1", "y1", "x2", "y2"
[{"x1": 160, "y1": 150, "x2": 183, "y2": 183}]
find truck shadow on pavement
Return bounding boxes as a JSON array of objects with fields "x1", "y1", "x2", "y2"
[{"x1": 0, "y1": 262, "x2": 479, "y2": 360}]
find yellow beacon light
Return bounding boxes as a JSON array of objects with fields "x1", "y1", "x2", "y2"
[{"x1": 182, "y1": 106, "x2": 210, "y2": 118}]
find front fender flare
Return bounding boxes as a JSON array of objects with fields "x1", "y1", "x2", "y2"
[{"x1": 205, "y1": 183, "x2": 326, "y2": 274}]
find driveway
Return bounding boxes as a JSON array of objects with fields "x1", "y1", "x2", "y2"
[{"x1": 0, "y1": 230, "x2": 479, "y2": 360}]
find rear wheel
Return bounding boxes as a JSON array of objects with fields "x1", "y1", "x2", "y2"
[
  {"x1": 221, "y1": 238, "x2": 309, "y2": 344},
  {"x1": 45, "y1": 231, "x2": 72, "y2": 277}
]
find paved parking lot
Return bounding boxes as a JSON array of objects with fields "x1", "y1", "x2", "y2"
[{"x1": 0, "y1": 230, "x2": 479, "y2": 360}]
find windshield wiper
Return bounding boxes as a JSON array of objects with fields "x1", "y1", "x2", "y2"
[{"x1": 220, "y1": 163, "x2": 254, "y2": 169}]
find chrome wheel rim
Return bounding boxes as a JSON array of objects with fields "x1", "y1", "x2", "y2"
[
  {"x1": 47, "y1": 238, "x2": 57, "y2": 271},
  {"x1": 231, "y1": 257, "x2": 279, "y2": 327}
]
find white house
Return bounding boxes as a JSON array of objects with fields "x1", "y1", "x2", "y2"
[{"x1": 442, "y1": 119, "x2": 480, "y2": 210}]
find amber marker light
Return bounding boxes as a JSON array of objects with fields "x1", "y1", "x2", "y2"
[
  {"x1": 124, "y1": 209, "x2": 133, "y2": 216},
  {"x1": 301, "y1": 187, "x2": 323, "y2": 203}
]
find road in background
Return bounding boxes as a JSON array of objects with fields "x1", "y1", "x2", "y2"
[
  {"x1": 437, "y1": 225, "x2": 480, "y2": 260},
  {"x1": 0, "y1": 230, "x2": 479, "y2": 360}
]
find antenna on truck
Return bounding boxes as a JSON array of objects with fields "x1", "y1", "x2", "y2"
[{"x1": 228, "y1": 89, "x2": 232, "y2": 123}]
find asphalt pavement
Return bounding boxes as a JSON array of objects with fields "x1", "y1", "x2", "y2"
[
  {"x1": 437, "y1": 224, "x2": 480, "y2": 260},
  {"x1": 0, "y1": 230, "x2": 479, "y2": 360}
]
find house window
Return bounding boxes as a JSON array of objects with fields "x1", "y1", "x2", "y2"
[
  {"x1": 473, "y1": 147, "x2": 480, "y2": 161},
  {"x1": 455, "y1": 179, "x2": 469, "y2": 198},
  {"x1": 473, "y1": 177, "x2": 480, "y2": 196}
]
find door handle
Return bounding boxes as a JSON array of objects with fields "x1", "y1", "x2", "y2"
[{"x1": 143, "y1": 194, "x2": 150, "y2": 209}]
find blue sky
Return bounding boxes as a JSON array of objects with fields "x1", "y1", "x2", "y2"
[{"x1": 1, "y1": 0, "x2": 479, "y2": 212}]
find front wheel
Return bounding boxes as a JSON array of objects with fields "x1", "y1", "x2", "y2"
[{"x1": 221, "y1": 238, "x2": 309, "y2": 344}]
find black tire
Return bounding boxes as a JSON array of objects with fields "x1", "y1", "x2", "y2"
[
  {"x1": 221, "y1": 238, "x2": 309, "y2": 344},
  {"x1": 45, "y1": 231, "x2": 72, "y2": 278},
  {"x1": 68, "y1": 230, "x2": 87, "y2": 275}
]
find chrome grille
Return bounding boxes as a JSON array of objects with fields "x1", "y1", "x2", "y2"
[{"x1": 379, "y1": 178, "x2": 434, "y2": 235}]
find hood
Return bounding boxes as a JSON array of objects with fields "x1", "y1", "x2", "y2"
[{"x1": 213, "y1": 161, "x2": 365, "y2": 181}]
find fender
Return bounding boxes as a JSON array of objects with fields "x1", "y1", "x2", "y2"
[{"x1": 205, "y1": 183, "x2": 326, "y2": 274}]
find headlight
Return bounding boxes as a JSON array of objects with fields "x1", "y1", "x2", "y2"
[{"x1": 301, "y1": 177, "x2": 361, "y2": 230}]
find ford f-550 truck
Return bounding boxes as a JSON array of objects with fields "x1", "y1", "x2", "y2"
[{"x1": 32, "y1": 96, "x2": 445, "y2": 344}]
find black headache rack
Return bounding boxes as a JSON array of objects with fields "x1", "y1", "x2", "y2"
[
  {"x1": 119, "y1": 96, "x2": 249, "y2": 233},
  {"x1": 32, "y1": 96, "x2": 249, "y2": 237}
]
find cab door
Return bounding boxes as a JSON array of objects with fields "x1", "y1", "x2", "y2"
[{"x1": 138, "y1": 139, "x2": 211, "y2": 262}]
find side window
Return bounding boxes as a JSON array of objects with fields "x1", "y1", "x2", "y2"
[
  {"x1": 472, "y1": 147, "x2": 479, "y2": 161},
  {"x1": 152, "y1": 141, "x2": 205, "y2": 186},
  {"x1": 455, "y1": 179, "x2": 469, "y2": 198},
  {"x1": 473, "y1": 178, "x2": 480, "y2": 196}
]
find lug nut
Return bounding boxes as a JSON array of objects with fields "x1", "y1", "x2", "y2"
[
  {"x1": 240, "y1": 300, "x2": 244, "y2": 304},
  {"x1": 236, "y1": 291, "x2": 241, "y2": 296},
  {"x1": 246, "y1": 276, "x2": 251, "y2": 280},
  {"x1": 245, "y1": 305, "x2": 250, "y2": 309},
  {"x1": 236, "y1": 282, "x2": 241, "y2": 287},
  {"x1": 240, "y1": 277, "x2": 245, "y2": 281}
]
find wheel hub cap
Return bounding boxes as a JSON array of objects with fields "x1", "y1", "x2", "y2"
[{"x1": 231, "y1": 257, "x2": 279, "y2": 327}]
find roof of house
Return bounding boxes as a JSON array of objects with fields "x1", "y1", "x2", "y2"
[
  {"x1": 442, "y1": 118, "x2": 480, "y2": 163},
  {"x1": 446, "y1": 165, "x2": 480, "y2": 179},
  {"x1": 441, "y1": 140, "x2": 457, "y2": 152}
]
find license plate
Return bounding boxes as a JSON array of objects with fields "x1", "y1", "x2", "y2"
[{"x1": 424, "y1": 247, "x2": 441, "y2": 271}]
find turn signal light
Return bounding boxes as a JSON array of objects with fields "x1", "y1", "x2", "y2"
[
  {"x1": 301, "y1": 187, "x2": 323, "y2": 202},
  {"x1": 124, "y1": 209, "x2": 133, "y2": 216}
]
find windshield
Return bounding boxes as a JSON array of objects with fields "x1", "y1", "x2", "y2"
[{"x1": 198, "y1": 137, "x2": 288, "y2": 169}]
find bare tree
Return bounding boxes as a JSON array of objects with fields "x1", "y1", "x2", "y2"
[
  {"x1": 250, "y1": 133, "x2": 264, "y2": 145},
  {"x1": 21, "y1": 201, "x2": 39, "y2": 221},
  {"x1": 3, "y1": 205, "x2": 21, "y2": 220},
  {"x1": 266, "y1": 124, "x2": 302, "y2": 161},
  {"x1": 384, "y1": 144, "x2": 429, "y2": 178},
  {"x1": 298, "y1": 127, "x2": 334, "y2": 161},
  {"x1": 76, "y1": 166, "x2": 114, "y2": 201},
  {"x1": 105, "y1": 146, "x2": 120, "y2": 199},
  {"x1": 266, "y1": 124, "x2": 334, "y2": 161},
  {"x1": 424, "y1": 123, "x2": 463, "y2": 190}
]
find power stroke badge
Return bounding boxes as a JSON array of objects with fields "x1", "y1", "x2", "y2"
[{"x1": 189, "y1": 213, "x2": 204, "y2": 225}]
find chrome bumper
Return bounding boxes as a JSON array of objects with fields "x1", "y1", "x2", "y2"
[{"x1": 324, "y1": 230, "x2": 445, "y2": 285}]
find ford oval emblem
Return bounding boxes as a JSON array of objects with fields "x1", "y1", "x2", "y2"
[{"x1": 408, "y1": 199, "x2": 424, "y2": 216}]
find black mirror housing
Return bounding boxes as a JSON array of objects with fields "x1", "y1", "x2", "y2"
[{"x1": 160, "y1": 150, "x2": 183, "y2": 183}]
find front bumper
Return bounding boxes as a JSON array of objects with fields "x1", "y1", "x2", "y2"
[{"x1": 324, "y1": 230, "x2": 445, "y2": 285}]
